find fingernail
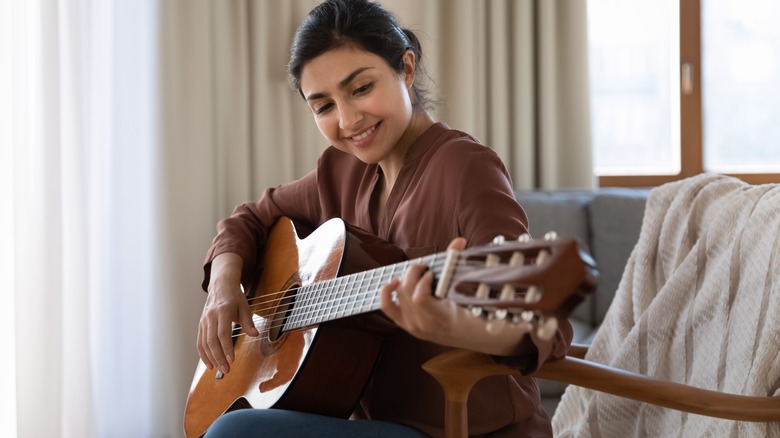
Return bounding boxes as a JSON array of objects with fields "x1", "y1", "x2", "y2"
[{"x1": 220, "y1": 365, "x2": 229, "y2": 374}]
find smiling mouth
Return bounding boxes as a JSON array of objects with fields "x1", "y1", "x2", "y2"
[{"x1": 349, "y1": 123, "x2": 379, "y2": 141}]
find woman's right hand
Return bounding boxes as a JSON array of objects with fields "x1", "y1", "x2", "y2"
[{"x1": 197, "y1": 252, "x2": 260, "y2": 375}]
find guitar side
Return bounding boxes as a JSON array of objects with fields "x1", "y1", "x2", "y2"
[{"x1": 183, "y1": 217, "x2": 405, "y2": 438}]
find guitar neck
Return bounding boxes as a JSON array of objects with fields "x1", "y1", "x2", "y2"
[{"x1": 282, "y1": 252, "x2": 446, "y2": 331}]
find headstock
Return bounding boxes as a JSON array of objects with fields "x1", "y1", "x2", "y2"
[{"x1": 434, "y1": 232, "x2": 598, "y2": 340}]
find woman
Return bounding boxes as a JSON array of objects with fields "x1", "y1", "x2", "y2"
[{"x1": 197, "y1": 0, "x2": 572, "y2": 436}]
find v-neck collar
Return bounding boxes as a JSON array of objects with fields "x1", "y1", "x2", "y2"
[{"x1": 368, "y1": 122, "x2": 449, "y2": 237}]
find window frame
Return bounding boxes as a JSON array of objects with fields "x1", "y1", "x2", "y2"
[{"x1": 598, "y1": 0, "x2": 780, "y2": 188}]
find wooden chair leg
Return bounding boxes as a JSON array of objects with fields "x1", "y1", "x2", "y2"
[{"x1": 422, "y1": 349, "x2": 516, "y2": 438}]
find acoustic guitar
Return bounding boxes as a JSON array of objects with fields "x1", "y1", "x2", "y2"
[{"x1": 184, "y1": 216, "x2": 597, "y2": 437}]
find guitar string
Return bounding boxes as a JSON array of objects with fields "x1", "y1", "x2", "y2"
[
  {"x1": 232, "y1": 263, "x2": 536, "y2": 339},
  {"x1": 235, "y1": 255, "x2": 534, "y2": 331},
  {"x1": 234, "y1": 314, "x2": 541, "y2": 353},
  {"x1": 235, "y1": 296, "x2": 541, "y2": 347},
  {"x1": 229, "y1": 256, "x2": 457, "y2": 337},
  {"x1": 239, "y1": 257, "x2": 496, "y2": 310},
  {"x1": 235, "y1": 256, "x2": 515, "y2": 326},
  {"x1": 240, "y1": 255, "x2": 448, "y2": 309},
  {"x1": 244, "y1": 255, "x2": 444, "y2": 319}
]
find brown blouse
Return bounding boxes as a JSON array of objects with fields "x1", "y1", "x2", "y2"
[{"x1": 203, "y1": 122, "x2": 572, "y2": 437}]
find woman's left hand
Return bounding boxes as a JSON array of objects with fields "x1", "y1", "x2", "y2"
[{"x1": 380, "y1": 237, "x2": 534, "y2": 356}]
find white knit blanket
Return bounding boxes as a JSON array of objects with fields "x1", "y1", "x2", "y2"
[{"x1": 553, "y1": 173, "x2": 780, "y2": 438}]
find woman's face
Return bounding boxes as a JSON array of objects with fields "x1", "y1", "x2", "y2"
[{"x1": 299, "y1": 46, "x2": 415, "y2": 166}]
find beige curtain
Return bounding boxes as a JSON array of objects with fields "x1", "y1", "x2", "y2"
[
  {"x1": 386, "y1": 0, "x2": 594, "y2": 190},
  {"x1": 210, "y1": 0, "x2": 323, "y2": 215},
  {"x1": 199, "y1": 0, "x2": 592, "y2": 221},
  {"x1": 205, "y1": 0, "x2": 593, "y2": 208},
  {"x1": 6, "y1": 1, "x2": 202, "y2": 436}
]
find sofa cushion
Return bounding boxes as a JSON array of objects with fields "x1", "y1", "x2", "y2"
[{"x1": 589, "y1": 188, "x2": 649, "y2": 323}]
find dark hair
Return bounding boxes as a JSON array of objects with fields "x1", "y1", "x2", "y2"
[{"x1": 288, "y1": 0, "x2": 432, "y2": 109}]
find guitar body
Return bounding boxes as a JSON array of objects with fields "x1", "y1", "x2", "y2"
[{"x1": 184, "y1": 217, "x2": 406, "y2": 438}]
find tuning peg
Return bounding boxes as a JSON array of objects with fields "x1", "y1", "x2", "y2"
[
  {"x1": 517, "y1": 233, "x2": 531, "y2": 243},
  {"x1": 543, "y1": 231, "x2": 558, "y2": 241},
  {"x1": 509, "y1": 251, "x2": 525, "y2": 266},
  {"x1": 492, "y1": 235, "x2": 506, "y2": 245},
  {"x1": 500, "y1": 284, "x2": 515, "y2": 301},
  {"x1": 476, "y1": 283, "x2": 490, "y2": 299},
  {"x1": 536, "y1": 249, "x2": 550, "y2": 265},
  {"x1": 470, "y1": 306, "x2": 483, "y2": 318},
  {"x1": 525, "y1": 286, "x2": 540, "y2": 304},
  {"x1": 494, "y1": 308, "x2": 508, "y2": 320}
]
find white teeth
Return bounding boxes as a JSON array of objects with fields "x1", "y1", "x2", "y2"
[{"x1": 351, "y1": 125, "x2": 376, "y2": 141}]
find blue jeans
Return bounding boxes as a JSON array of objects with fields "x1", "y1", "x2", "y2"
[{"x1": 204, "y1": 409, "x2": 429, "y2": 438}]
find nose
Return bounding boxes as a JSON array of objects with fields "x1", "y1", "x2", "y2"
[{"x1": 338, "y1": 100, "x2": 363, "y2": 132}]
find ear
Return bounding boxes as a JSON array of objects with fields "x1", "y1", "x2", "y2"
[{"x1": 402, "y1": 50, "x2": 416, "y2": 89}]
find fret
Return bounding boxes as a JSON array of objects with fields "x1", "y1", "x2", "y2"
[
  {"x1": 295, "y1": 284, "x2": 312, "y2": 328},
  {"x1": 305, "y1": 284, "x2": 318, "y2": 326},
  {"x1": 344, "y1": 273, "x2": 356, "y2": 318},
  {"x1": 314, "y1": 281, "x2": 328, "y2": 325},
  {"x1": 362, "y1": 266, "x2": 378, "y2": 313},
  {"x1": 378, "y1": 262, "x2": 395, "y2": 307},
  {"x1": 337, "y1": 275, "x2": 349, "y2": 318},
  {"x1": 331, "y1": 275, "x2": 342, "y2": 319},
  {"x1": 328, "y1": 277, "x2": 343, "y2": 321},
  {"x1": 341, "y1": 275, "x2": 353, "y2": 318},
  {"x1": 327, "y1": 279, "x2": 337, "y2": 317},
  {"x1": 350, "y1": 270, "x2": 367, "y2": 317},
  {"x1": 368, "y1": 264, "x2": 385, "y2": 311},
  {"x1": 343, "y1": 276, "x2": 354, "y2": 317},
  {"x1": 320, "y1": 277, "x2": 334, "y2": 324},
  {"x1": 368, "y1": 265, "x2": 384, "y2": 312}
]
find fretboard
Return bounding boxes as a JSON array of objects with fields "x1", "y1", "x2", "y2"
[{"x1": 282, "y1": 253, "x2": 447, "y2": 331}]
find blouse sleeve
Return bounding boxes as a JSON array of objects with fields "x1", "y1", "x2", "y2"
[
  {"x1": 453, "y1": 147, "x2": 573, "y2": 373},
  {"x1": 201, "y1": 168, "x2": 322, "y2": 292},
  {"x1": 453, "y1": 148, "x2": 529, "y2": 246}
]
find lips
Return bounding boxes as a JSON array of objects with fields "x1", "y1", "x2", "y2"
[
  {"x1": 348, "y1": 122, "x2": 380, "y2": 148},
  {"x1": 351, "y1": 124, "x2": 376, "y2": 141}
]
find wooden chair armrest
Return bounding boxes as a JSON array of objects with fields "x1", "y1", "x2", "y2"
[
  {"x1": 566, "y1": 343, "x2": 589, "y2": 359},
  {"x1": 424, "y1": 349, "x2": 780, "y2": 438},
  {"x1": 531, "y1": 356, "x2": 780, "y2": 422}
]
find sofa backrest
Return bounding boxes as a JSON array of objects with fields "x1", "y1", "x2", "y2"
[
  {"x1": 515, "y1": 188, "x2": 649, "y2": 326},
  {"x1": 588, "y1": 189, "x2": 649, "y2": 322}
]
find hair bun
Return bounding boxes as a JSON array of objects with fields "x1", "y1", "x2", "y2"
[{"x1": 402, "y1": 28, "x2": 422, "y2": 57}]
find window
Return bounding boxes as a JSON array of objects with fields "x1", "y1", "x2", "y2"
[{"x1": 588, "y1": 0, "x2": 780, "y2": 187}]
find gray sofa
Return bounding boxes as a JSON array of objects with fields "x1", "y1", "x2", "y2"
[{"x1": 514, "y1": 188, "x2": 651, "y2": 416}]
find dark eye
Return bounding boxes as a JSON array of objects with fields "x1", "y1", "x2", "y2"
[
  {"x1": 315, "y1": 102, "x2": 333, "y2": 115},
  {"x1": 354, "y1": 83, "x2": 373, "y2": 95}
]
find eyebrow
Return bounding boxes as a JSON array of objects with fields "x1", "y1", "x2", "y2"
[{"x1": 305, "y1": 66, "x2": 374, "y2": 101}]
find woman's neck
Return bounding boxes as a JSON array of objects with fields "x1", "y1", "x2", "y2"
[{"x1": 378, "y1": 109, "x2": 435, "y2": 190}]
